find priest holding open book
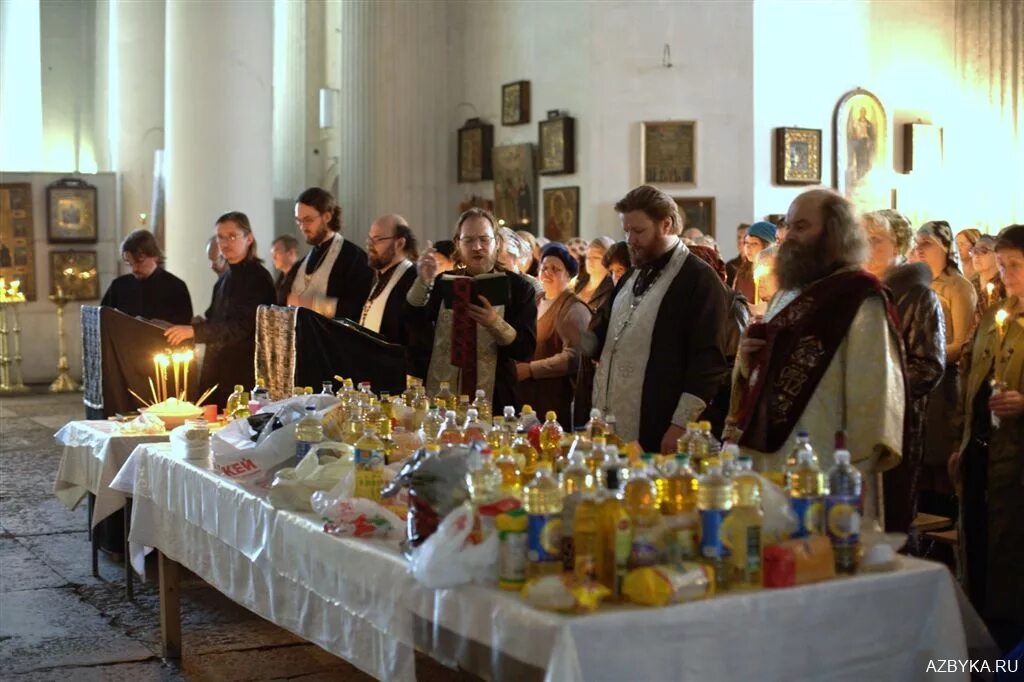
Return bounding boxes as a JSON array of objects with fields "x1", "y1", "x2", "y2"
[{"x1": 406, "y1": 207, "x2": 537, "y2": 409}]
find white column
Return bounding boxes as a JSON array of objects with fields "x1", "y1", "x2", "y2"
[
  {"x1": 164, "y1": 0, "x2": 273, "y2": 312},
  {"x1": 0, "y1": 0, "x2": 43, "y2": 171},
  {"x1": 107, "y1": 0, "x2": 165, "y2": 246}
]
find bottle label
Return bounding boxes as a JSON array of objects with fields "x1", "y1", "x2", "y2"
[
  {"x1": 629, "y1": 525, "x2": 661, "y2": 568},
  {"x1": 790, "y1": 496, "x2": 823, "y2": 538},
  {"x1": 354, "y1": 447, "x2": 383, "y2": 466},
  {"x1": 498, "y1": 530, "x2": 527, "y2": 586},
  {"x1": 527, "y1": 514, "x2": 561, "y2": 563},
  {"x1": 745, "y1": 526, "x2": 762, "y2": 580},
  {"x1": 700, "y1": 509, "x2": 729, "y2": 560},
  {"x1": 295, "y1": 440, "x2": 312, "y2": 464},
  {"x1": 825, "y1": 495, "x2": 861, "y2": 546},
  {"x1": 354, "y1": 469, "x2": 384, "y2": 501}
]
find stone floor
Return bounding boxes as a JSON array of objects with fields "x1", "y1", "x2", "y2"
[{"x1": 0, "y1": 390, "x2": 471, "y2": 681}]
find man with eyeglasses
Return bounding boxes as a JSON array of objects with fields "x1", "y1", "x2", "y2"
[
  {"x1": 101, "y1": 228, "x2": 193, "y2": 325},
  {"x1": 406, "y1": 207, "x2": 537, "y2": 407},
  {"x1": 359, "y1": 214, "x2": 418, "y2": 344},
  {"x1": 280, "y1": 187, "x2": 373, "y2": 321}
]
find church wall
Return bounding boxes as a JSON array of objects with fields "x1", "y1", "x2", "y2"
[{"x1": 449, "y1": 0, "x2": 756, "y2": 260}]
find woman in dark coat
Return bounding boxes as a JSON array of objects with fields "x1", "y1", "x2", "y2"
[
  {"x1": 165, "y1": 211, "x2": 276, "y2": 409},
  {"x1": 573, "y1": 237, "x2": 616, "y2": 313}
]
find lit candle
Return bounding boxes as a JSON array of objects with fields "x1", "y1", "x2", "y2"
[
  {"x1": 753, "y1": 263, "x2": 770, "y2": 303},
  {"x1": 171, "y1": 352, "x2": 182, "y2": 399},
  {"x1": 156, "y1": 353, "x2": 170, "y2": 402},
  {"x1": 153, "y1": 355, "x2": 162, "y2": 401},
  {"x1": 986, "y1": 281, "x2": 995, "y2": 306},
  {"x1": 182, "y1": 349, "x2": 193, "y2": 402},
  {"x1": 995, "y1": 308, "x2": 1009, "y2": 339}
]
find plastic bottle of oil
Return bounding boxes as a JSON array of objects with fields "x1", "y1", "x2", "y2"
[
  {"x1": 487, "y1": 416, "x2": 506, "y2": 450},
  {"x1": 434, "y1": 381, "x2": 455, "y2": 412},
  {"x1": 585, "y1": 408, "x2": 607, "y2": 441},
  {"x1": 624, "y1": 454, "x2": 662, "y2": 568},
  {"x1": 232, "y1": 392, "x2": 252, "y2": 420},
  {"x1": 518, "y1": 404, "x2": 540, "y2": 431},
  {"x1": 604, "y1": 412, "x2": 621, "y2": 448},
  {"x1": 698, "y1": 459, "x2": 734, "y2": 591},
  {"x1": 573, "y1": 488, "x2": 601, "y2": 582},
  {"x1": 720, "y1": 442, "x2": 738, "y2": 478},
  {"x1": 523, "y1": 462, "x2": 563, "y2": 579},
  {"x1": 687, "y1": 421, "x2": 708, "y2": 473},
  {"x1": 226, "y1": 384, "x2": 245, "y2": 418},
  {"x1": 438, "y1": 410, "x2": 464, "y2": 445},
  {"x1": 494, "y1": 443, "x2": 521, "y2": 496},
  {"x1": 472, "y1": 389, "x2": 492, "y2": 423},
  {"x1": 462, "y1": 408, "x2": 488, "y2": 445},
  {"x1": 826, "y1": 438, "x2": 862, "y2": 574},
  {"x1": 586, "y1": 436, "x2": 607, "y2": 476},
  {"x1": 786, "y1": 432, "x2": 824, "y2": 537},
  {"x1": 539, "y1": 411, "x2": 563, "y2": 466},
  {"x1": 353, "y1": 426, "x2": 385, "y2": 502},
  {"x1": 512, "y1": 426, "x2": 539, "y2": 485},
  {"x1": 560, "y1": 448, "x2": 594, "y2": 497},
  {"x1": 597, "y1": 465, "x2": 630, "y2": 599},
  {"x1": 466, "y1": 447, "x2": 502, "y2": 505},
  {"x1": 722, "y1": 455, "x2": 763, "y2": 589},
  {"x1": 455, "y1": 394, "x2": 471, "y2": 423},
  {"x1": 661, "y1": 452, "x2": 700, "y2": 564}
]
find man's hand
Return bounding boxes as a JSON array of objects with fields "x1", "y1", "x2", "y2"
[
  {"x1": 417, "y1": 240, "x2": 438, "y2": 285},
  {"x1": 516, "y1": 362, "x2": 531, "y2": 381},
  {"x1": 990, "y1": 390, "x2": 1024, "y2": 418},
  {"x1": 164, "y1": 325, "x2": 195, "y2": 346},
  {"x1": 468, "y1": 294, "x2": 499, "y2": 327},
  {"x1": 660, "y1": 423, "x2": 686, "y2": 454}
]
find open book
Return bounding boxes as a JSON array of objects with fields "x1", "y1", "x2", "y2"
[{"x1": 437, "y1": 272, "x2": 510, "y2": 308}]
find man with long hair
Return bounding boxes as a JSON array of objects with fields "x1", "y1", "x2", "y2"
[
  {"x1": 727, "y1": 189, "x2": 906, "y2": 529},
  {"x1": 102, "y1": 229, "x2": 193, "y2": 325},
  {"x1": 406, "y1": 208, "x2": 537, "y2": 408}
]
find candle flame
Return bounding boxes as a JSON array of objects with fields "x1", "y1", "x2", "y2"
[
  {"x1": 753, "y1": 263, "x2": 771, "y2": 280},
  {"x1": 986, "y1": 282, "x2": 995, "y2": 295},
  {"x1": 995, "y1": 309, "x2": 1009, "y2": 325}
]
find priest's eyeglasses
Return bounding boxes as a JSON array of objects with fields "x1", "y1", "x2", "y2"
[
  {"x1": 366, "y1": 235, "x2": 398, "y2": 246},
  {"x1": 459, "y1": 236, "x2": 494, "y2": 247}
]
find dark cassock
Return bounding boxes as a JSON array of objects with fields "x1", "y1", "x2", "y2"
[
  {"x1": 100, "y1": 267, "x2": 193, "y2": 324},
  {"x1": 358, "y1": 258, "x2": 417, "y2": 344},
  {"x1": 405, "y1": 268, "x2": 537, "y2": 410},
  {"x1": 280, "y1": 232, "x2": 373, "y2": 321},
  {"x1": 592, "y1": 242, "x2": 730, "y2": 452},
  {"x1": 194, "y1": 259, "x2": 276, "y2": 408}
]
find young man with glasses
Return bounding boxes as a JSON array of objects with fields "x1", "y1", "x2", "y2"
[
  {"x1": 281, "y1": 187, "x2": 373, "y2": 321},
  {"x1": 406, "y1": 207, "x2": 537, "y2": 407},
  {"x1": 101, "y1": 228, "x2": 193, "y2": 325},
  {"x1": 359, "y1": 214, "x2": 418, "y2": 344}
]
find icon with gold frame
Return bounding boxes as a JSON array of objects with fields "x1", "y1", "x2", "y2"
[
  {"x1": 775, "y1": 127, "x2": 822, "y2": 185},
  {"x1": 47, "y1": 178, "x2": 98, "y2": 243}
]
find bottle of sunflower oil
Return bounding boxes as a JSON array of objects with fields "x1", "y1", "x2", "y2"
[
  {"x1": 353, "y1": 426, "x2": 385, "y2": 502},
  {"x1": 687, "y1": 421, "x2": 708, "y2": 473},
  {"x1": 471, "y1": 388, "x2": 492, "y2": 423},
  {"x1": 523, "y1": 462, "x2": 562, "y2": 579},
  {"x1": 487, "y1": 416, "x2": 507, "y2": 450},
  {"x1": 539, "y1": 411, "x2": 563, "y2": 466},
  {"x1": 786, "y1": 432, "x2": 824, "y2": 538},
  {"x1": 434, "y1": 381, "x2": 455, "y2": 412},
  {"x1": 586, "y1": 436, "x2": 607, "y2": 477},
  {"x1": 512, "y1": 426, "x2": 539, "y2": 485},
  {"x1": 624, "y1": 454, "x2": 662, "y2": 569},
  {"x1": 573, "y1": 488, "x2": 601, "y2": 582},
  {"x1": 722, "y1": 454, "x2": 763, "y2": 589},
  {"x1": 438, "y1": 410, "x2": 464, "y2": 446},
  {"x1": 494, "y1": 443, "x2": 521, "y2": 497},
  {"x1": 698, "y1": 458, "x2": 734, "y2": 591},
  {"x1": 462, "y1": 408, "x2": 488, "y2": 445},
  {"x1": 455, "y1": 394, "x2": 471, "y2": 423},
  {"x1": 597, "y1": 465, "x2": 630, "y2": 600},
  {"x1": 661, "y1": 452, "x2": 700, "y2": 563}
]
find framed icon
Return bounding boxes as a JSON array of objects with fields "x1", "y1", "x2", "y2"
[
  {"x1": 47, "y1": 178, "x2": 98, "y2": 243},
  {"x1": 674, "y1": 196, "x2": 716, "y2": 239},
  {"x1": 539, "y1": 113, "x2": 576, "y2": 175},
  {"x1": 501, "y1": 80, "x2": 530, "y2": 126},
  {"x1": 775, "y1": 127, "x2": 822, "y2": 185},
  {"x1": 50, "y1": 250, "x2": 100, "y2": 300},
  {"x1": 642, "y1": 121, "x2": 696, "y2": 185},
  {"x1": 543, "y1": 186, "x2": 579, "y2": 243},
  {"x1": 457, "y1": 119, "x2": 494, "y2": 183}
]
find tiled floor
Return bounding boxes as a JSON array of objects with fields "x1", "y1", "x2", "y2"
[{"x1": 0, "y1": 390, "x2": 472, "y2": 681}]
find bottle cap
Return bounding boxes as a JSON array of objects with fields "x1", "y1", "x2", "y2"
[
  {"x1": 305, "y1": 405, "x2": 315, "y2": 412},
  {"x1": 522, "y1": 404, "x2": 534, "y2": 413},
  {"x1": 545, "y1": 411, "x2": 557, "y2": 421},
  {"x1": 675, "y1": 452, "x2": 690, "y2": 464},
  {"x1": 699, "y1": 420, "x2": 711, "y2": 429},
  {"x1": 834, "y1": 449, "x2": 851, "y2": 465},
  {"x1": 797, "y1": 431, "x2": 810, "y2": 439},
  {"x1": 723, "y1": 443, "x2": 740, "y2": 456},
  {"x1": 476, "y1": 389, "x2": 485, "y2": 398},
  {"x1": 590, "y1": 408, "x2": 602, "y2": 418}
]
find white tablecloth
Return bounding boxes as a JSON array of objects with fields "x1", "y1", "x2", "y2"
[
  {"x1": 53, "y1": 420, "x2": 167, "y2": 526},
  {"x1": 112, "y1": 442, "x2": 989, "y2": 682}
]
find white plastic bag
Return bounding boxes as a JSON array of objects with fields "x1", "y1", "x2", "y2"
[
  {"x1": 409, "y1": 502, "x2": 498, "y2": 589},
  {"x1": 268, "y1": 441, "x2": 354, "y2": 511},
  {"x1": 757, "y1": 473, "x2": 799, "y2": 544}
]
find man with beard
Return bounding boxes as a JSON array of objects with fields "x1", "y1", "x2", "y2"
[
  {"x1": 590, "y1": 185, "x2": 730, "y2": 453},
  {"x1": 406, "y1": 208, "x2": 536, "y2": 408},
  {"x1": 282, "y1": 187, "x2": 373, "y2": 321},
  {"x1": 359, "y1": 214, "x2": 418, "y2": 344},
  {"x1": 102, "y1": 229, "x2": 193, "y2": 324},
  {"x1": 727, "y1": 189, "x2": 905, "y2": 528}
]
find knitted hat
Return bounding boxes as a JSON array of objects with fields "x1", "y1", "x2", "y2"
[
  {"x1": 539, "y1": 242, "x2": 579, "y2": 277},
  {"x1": 747, "y1": 220, "x2": 777, "y2": 245}
]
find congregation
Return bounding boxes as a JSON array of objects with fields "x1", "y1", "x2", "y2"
[{"x1": 101, "y1": 183, "x2": 1024, "y2": 651}]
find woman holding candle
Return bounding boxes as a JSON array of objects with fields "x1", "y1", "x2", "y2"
[
  {"x1": 955, "y1": 227, "x2": 982, "y2": 280},
  {"x1": 968, "y1": 234, "x2": 1006, "y2": 327},
  {"x1": 732, "y1": 221, "x2": 776, "y2": 304},
  {"x1": 164, "y1": 212, "x2": 275, "y2": 409},
  {"x1": 914, "y1": 220, "x2": 978, "y2": 517},
  {"x1": 949, "y1": 224, "x2": 1024, "y2": 652}
]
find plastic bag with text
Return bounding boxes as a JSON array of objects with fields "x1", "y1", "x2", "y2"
[{"x1": 409, "y1": 502, "x2": 498, "y2": 589}]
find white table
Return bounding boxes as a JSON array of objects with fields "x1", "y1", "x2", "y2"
[
  {"x1": 112, "y1": 442, "x2": 992, "y2": 682},
  {"x1": 54, "y1": 419, "x2": 167, "y2": 594}
]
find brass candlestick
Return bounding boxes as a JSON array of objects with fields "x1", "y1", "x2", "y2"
[
  {"x1": 0, "y1": 303, "x2": 29, "y2": 394},
  {"x1": 9, "y1": 303, "x2": 26, "y2": 391},
  {"x1": 48, "y1": 288, "x2": 79, "y2": 393},
  {"x1": 0, "y1": 303, "x2": 10, "y2": 391}
]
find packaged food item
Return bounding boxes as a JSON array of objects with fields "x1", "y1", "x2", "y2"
[
  {"x1": 763, "y1": 535, "x2": 835, "y2": 586},
  {"x1": 762, "y1": 544, "x2": 796, "y2": 588},
  {"x1": 497, "y1": 508, "x2": 528, "y2": 590},
  {"x1": 521, "y1": 574, "x2": 610, "y2": 613},
  {"x1": 622, "y1": 563, "x2": 713, "y2": 606}
]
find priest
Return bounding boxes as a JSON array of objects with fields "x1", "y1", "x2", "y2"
[
  {"x1": 727, "y1": 189, "x2": 906, "y2": 527},
  {"x1": 591, "y1": 185, "x2": 730, "y2": 453},
  {"x1": 282, "y1": 187, "x2": 373, "y2": 321},
  {"x1": 359, "y1": 214, "x2": 418, "y2": 344}
]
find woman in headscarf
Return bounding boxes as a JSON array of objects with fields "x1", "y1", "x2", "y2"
[
  {"x1": 914, "y1": 219, "x2": 977, "y2": 518},
  {"x1": 516, "y1": 243, "x2": 592, "y2": 429},
  {"x1": 967, "y1": 234, "x2": 1007, "y2": 328},
  {"x1": 732, "y1": 220, "x2": 776, "y2": 304},
  {"x1": 949, "y1": 224, "x2": 1024, "y2": 652},
  {"x1": 573, "y1": 236, "x2": 616, "y2": 312}
]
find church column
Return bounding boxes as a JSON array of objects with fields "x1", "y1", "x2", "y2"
[{"x1": 164, "y1": 0, "x2": 273, "y2": 311}]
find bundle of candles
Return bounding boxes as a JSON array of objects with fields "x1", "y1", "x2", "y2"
[
  {"x1": 0, "y1": 279, "x2": 26, "y2": 303},
  {"x1": 753, "y1": 263, "x2": 771, "y2": 304},
  {"x1": 126, "y1": 349, "x2": 218, "y2": 411}
]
